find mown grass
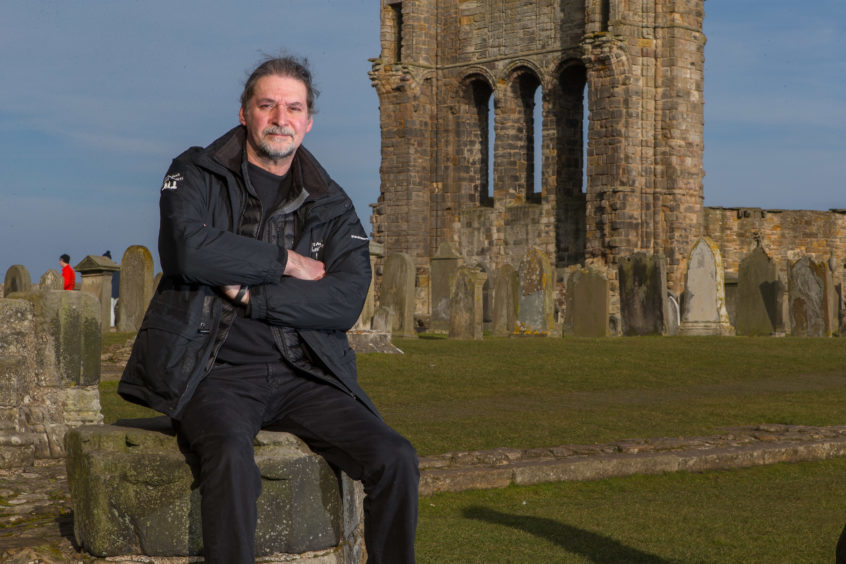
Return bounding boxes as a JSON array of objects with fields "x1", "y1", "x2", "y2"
[
  {"x1": 99, "y1": 335, "x2": 846, "y2": 562},
  {"x1": 357, "y1": 336, "x2": 846, "y2": 455}
]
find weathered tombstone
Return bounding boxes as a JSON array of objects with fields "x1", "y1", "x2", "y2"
[
  {"x1": 665, "y1": 293, "x2": 680, "y2": 336},
  {"x1": 117, "y1": 246, "x2": 155, "y2": 333},
  {"x1": 564, "y1": 268, "x2": 610, "y2": 337},
  {"x1": 0, "y1": 290, "x2": 102, "y2": 468},
  {"x1": 617, "y1": 253, "x2": 668, "y2": 335},
  {"x1": 379, "y1": 252, "x2": 417, "y2": 338},
  {"x1": 679, "y1": 237, "x2": 733, "y2": 336},
  {"x1": 430, "y1": 242, "x2": 462, "y2": 334},
  {"x1": 66, "y1": 420, "x2": 364, "y2": 561},
  {"x1": 39, "y1": 269, "x2": 63, "y2": 291},
  {"x1": 448, "y1": 266, "x2": 487, "y2": 340},
  {"x1": 516, "y1": 248, "x2": 555, "y2": 335},
  {"x1": 76, "y1": 254, "x2": 120, "y2": 334},
  {"x1": 3, "y1": 264, "x2": 32, "y2": 296},
  {"x1": 736, "y1": 246, "x2": 784, "y2": 336},
  {"x1": 492, "y1": 264, "x2": 519, "y2": 337},
  {"x1": 354, "y1": 240, "x2": 384, "y2": 330},
  {"x1": 371, "y1": 306, "x2": 394, "y2": 334},
  {"x1": 789, "y1": 256, "x2": 835, "y2": 337}
]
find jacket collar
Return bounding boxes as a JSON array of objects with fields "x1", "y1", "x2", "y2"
[{"x1": 205, "y1": 125, "x2": 331, "y2": 200}]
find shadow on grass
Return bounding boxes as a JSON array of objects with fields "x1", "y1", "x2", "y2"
[{"x1": 463, "y1": 506, "x2": 670, "y2": 563}]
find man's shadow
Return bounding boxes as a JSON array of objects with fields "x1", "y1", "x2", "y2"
[{"x1": 463, "y1": 506, "x2": 671, "y2": 563}]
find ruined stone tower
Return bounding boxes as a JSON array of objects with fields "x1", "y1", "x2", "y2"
[{"x1": 369, "y1": 0, "x2": 706, "y2": 318}]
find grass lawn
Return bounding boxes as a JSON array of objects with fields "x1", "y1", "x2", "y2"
[{"x1": 99, "y1": 335, "x2": 846, "y2": 562}]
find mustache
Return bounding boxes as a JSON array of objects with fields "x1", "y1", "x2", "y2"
[{"x1": 263, "y1": 126, "x2": 295, "y2": 137}]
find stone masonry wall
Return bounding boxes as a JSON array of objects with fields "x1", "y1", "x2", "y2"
[{"x1": 370, "y1": 0, "x2": 708, "y2": 324}]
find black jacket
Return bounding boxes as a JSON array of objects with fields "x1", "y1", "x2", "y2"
[{"x1": 118, "y1": 126, "x2": 377, "y2": 418}]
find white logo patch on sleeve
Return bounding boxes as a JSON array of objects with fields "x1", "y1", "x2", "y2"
[{"x1": 161, "y1": 173, "x2": 184, "y2": 191}]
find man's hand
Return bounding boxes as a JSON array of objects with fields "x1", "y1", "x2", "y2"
[
  {"x1": 285, "y1": 249, "x2": 325, "y2": 280},
  {"x1": 221, "y1": 285, "x2": 250, "y2": 304}
]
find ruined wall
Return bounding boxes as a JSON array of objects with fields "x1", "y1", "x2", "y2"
[
  {"x1": 705, "y1": 207, "x2": 846, "y2": 302},
  {"x1": 370, "y1": 0, "x2": 706, "y2": 323}
]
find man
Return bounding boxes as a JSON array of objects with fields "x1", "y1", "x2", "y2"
[
  {"x1": 59, "y1": 253, "x2": 75, "y2": 290},
  {"x1": 118, "y1": 56, "x2": 418, "y2": 563}
]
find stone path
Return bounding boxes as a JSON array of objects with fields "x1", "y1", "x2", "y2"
[{"x1": 3, "y1": 424, "x2": 846, "y2": 562}]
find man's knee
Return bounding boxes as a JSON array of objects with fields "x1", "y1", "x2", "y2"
[{"x1": 368, "y1": 432, "x2": 419, "y2": 485}]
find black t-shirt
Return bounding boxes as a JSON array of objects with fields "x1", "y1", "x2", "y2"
[{"x1": 215, "y1": 164, "x2": 293, "y2": 365}]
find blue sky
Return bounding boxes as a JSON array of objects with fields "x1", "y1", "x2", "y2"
[{"x1": 1, "y1": 1, "x2": 843, "y2": 282}]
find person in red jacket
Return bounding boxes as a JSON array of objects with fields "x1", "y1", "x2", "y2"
[{"x1": 59, "y1": 254, "x2": 75, "y2": 290}]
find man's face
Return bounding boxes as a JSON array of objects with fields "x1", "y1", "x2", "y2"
[{"x1": 239, "y1": 74, "x2": 313, "y2": 173}]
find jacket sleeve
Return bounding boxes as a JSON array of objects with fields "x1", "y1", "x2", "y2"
[
  {"x1": 247, "y1": 204, "x2": 372, "y2": 331},
  {"x1": 157, "y1": 156, "x2": 288, "y2": 287}
]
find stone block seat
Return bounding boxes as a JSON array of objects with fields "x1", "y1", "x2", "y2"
[{"x1": 64, "y1": 417, "x2": 364, "y2": 562}]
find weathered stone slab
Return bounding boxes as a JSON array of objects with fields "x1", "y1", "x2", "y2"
[
  {"x1": 449, "y1": 266, "x2": 486, "y2": 340},
  {"x1": 65, "y1": 420, "x2": 364, "y2": 560},
  {"x1": 430, "y1": 242, "x2": 462, "y2": 334},
  {"x1": 736, "y1": 246, "x2": 784, "y2": 336},
  {"x1": 3, "y1": 265, "x2": 32, "y2": 296},
  {"x1": 354, "y1": 240, "x2": 383, "y2": 330},
  {"x1": 789, "y1": 256, "x2": 836, "y2": 337},
  {"x1": 0, "y1": 291, "x2": 102, "y2": 466},
  {"x1": 618, "y1": 253, "x2": 668, "y2": 335},
  {"x1": 564, "y1": 268, "x2": 610, "y2": 337},
  {"x1": 679, "y1": 237, "x2": 733, "y2": 335},
  {"x1": 516, "y1": 248, "x2": 555, "y2": 335},
  {"x1": 117, "y1": 245, "x2": 155, "y2": 333},
  {"x1": 380, "y1": 252, "x2": 417, "y2": 338},
  {"x1": 39, "y1": 269, "x2": 63, "y2": 291},
  {"x1": 491, "y1": 264, "x2": 519, "y2": 337}
]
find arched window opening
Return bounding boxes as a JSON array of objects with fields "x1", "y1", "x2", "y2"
[
  {"x1": 553, "y1": 63, "x2": 588, "y2": 267},
  {"x1": 532, "y1": 85, "x2": 543, "y2": 201},
  {"x1": 459, "y1": 77, "x2": 494, "y2": 207}
]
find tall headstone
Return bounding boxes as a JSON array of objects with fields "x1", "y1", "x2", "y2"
[
  {"x1": 564, "y1": 268, "x2": 610, "y2": 338},
  {"x1": 379, "y1": 252, "x2": 417, "y2": 338},
  {"x1": 429, "y1": 242, "x2": 462, "y2": 334},
  {"x1": 354, "y1": 241, "x2": 384, "y2": 330},
  {"x1": 117, "y1": 246, "x2": 155, "y2": 333},
  {"x1": 736, "y1": 246, "x2": 784, "y2": 336},
  {"x1": 76, "y1": 254, "x2": 120, "y2": 333},
  {"x1": 788, "y1": 256, "x2": 835, "y2": 337},
  {"x1": 3, "y1": 264, "x2": 32, "y2": 296},
  {"x1": 679, "y1": 237, "x2": 733, "y2": 336},
  {"x1": 39, "y1": 269, "x2": 63, "y2": 291},
  {"x1": 516, "y1": 248, "x2": 555, "y2": 335},
  {"x1": 448, "y1": 266, "x2": 486, "y2": 340},
  {"x1": 492, "y1": 264, "x2": 519, "y2": 337},
  {"x1": 617, "y1": 253, "x2": 668, "y2": 335}
]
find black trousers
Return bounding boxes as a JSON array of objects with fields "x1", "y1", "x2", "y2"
[{"x1": 176, "y1": 362, "x2": 419, "y2": 564}]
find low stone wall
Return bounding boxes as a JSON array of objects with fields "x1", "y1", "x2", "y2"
[{"x1": 65, "y1": 418, "x2": 365, "y2": 562}]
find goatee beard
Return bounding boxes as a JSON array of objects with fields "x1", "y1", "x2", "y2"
[{"x1": 257, "y1": 126, "x2": 295, "y2": 161}]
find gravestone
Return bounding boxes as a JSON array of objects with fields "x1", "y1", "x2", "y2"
[
  {"x1": 3, "y1": 264, "x2": 32, "y2": 296},
  {"x1": 430, "y1": 242, "x2": 462, "y2": 334},
  {"x1": 564, "y1": 268, "x2": 610, "y2": 337},
  {"x1": 117, "y1": 246, "x2": 155, "y2": 333},
  {"x1": 617, "y1": 253, "x2": 668, "y2": 335},
  {"x1": 736, "y1": 246, "x2": 784, "y2": 336},
  {"x1": 354, "y1": 240, "x2": 384, "y2": 330},
  {"x1": 492, "y1": 264, "x2": 519, "y2": 337},
  {"x1": 449, "y1": 266, "x2": 486, "y2": 340},
  {"x1": 516, "y1": 248, "x2": 555, "y2": 335},
  {"x1": 679, "y1": 237, "x2": 733, "y2": 336},
  {"x1": 380, "y1": 252, "x2": 417, "y2": 338},
  {"x1": 66, "y1": 420, "x2": 364, "y2": 561},
  {"x1": 76, "y1": 254, "x2": 120, "y2": 334},
  {"x1": 788, "y1": 256, "x2": 835, "y2": 337},
  {"x1": 39, "y1": 269, "x2": 63, "y2": 291}
]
